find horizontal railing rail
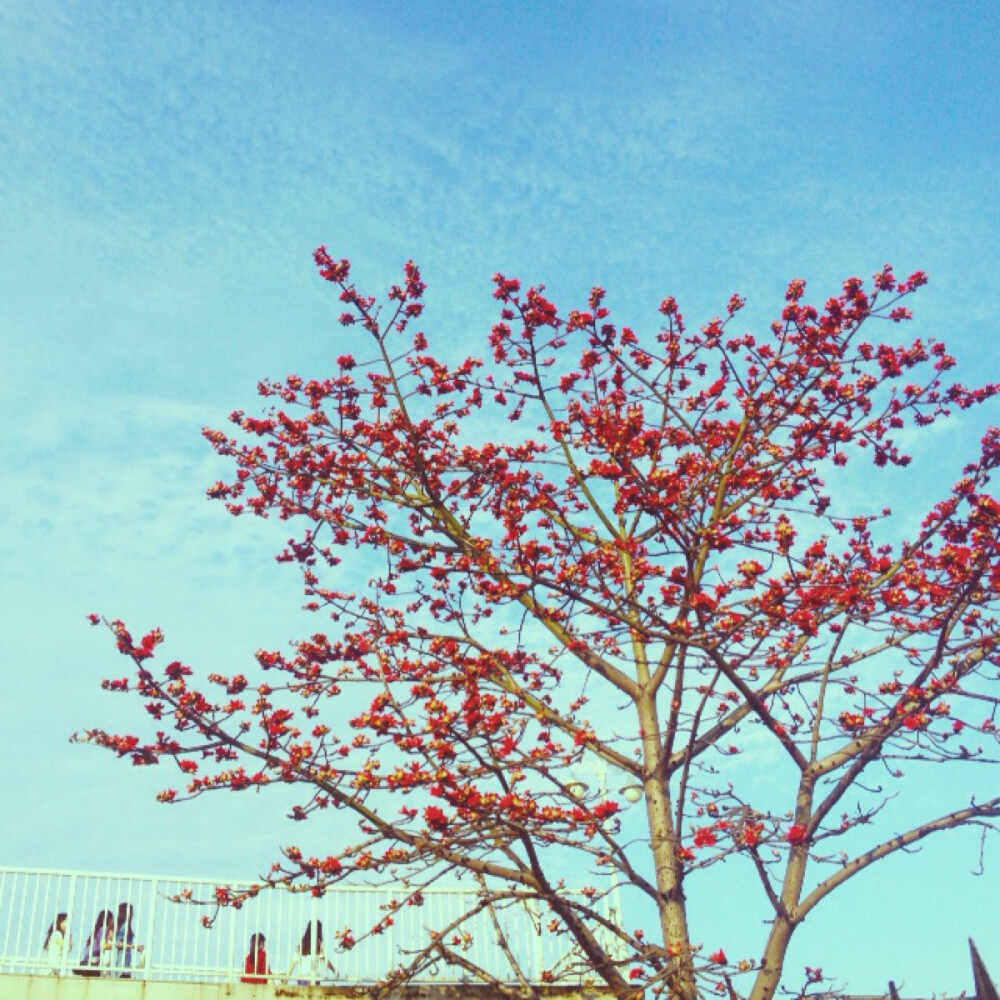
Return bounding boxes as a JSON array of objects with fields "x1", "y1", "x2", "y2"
[{"x1": 0, "y1": 866, "x2": 611, "y2": 986}]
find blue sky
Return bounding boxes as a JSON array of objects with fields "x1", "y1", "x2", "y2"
[{"x1": 1, "y1": 1, "x2": 998, "y2": 993}]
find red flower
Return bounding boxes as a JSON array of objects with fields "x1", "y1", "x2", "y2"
[
  {"x1": 785, "y1": 824, "x2": 808, "y2": 845},
  {"x1": 693, "y1": 826, "x2": 717, "y2": 848},
  {"x1": 838, "y1": 711, "x2": 865, "y2": 731},
  {"x1": 592, "y1": 800, "x2": 619, "y2": 820},
  {"x1": 708, "y1": 949, "x2": 727, "y2": 964},
  {"x1": 424, "y1": 805, "x2": 449, "y2": 831}
]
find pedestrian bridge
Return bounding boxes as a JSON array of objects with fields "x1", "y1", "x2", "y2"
[{"x1": 0, "y1": 866, "x2": 614, "y2": 999}]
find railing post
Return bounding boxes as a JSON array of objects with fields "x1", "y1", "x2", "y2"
[
  {"x1": 63, "y1": 873, "x2": 78, "y2": 977},
  {"x1": 534, "y1": 897, "x2": 544, "y2": 981},
  {"x1": 311, "y1": 888, "x2": 320, "y2": 985},
  {"x1": 227, "y1": 883, "x2": 238, "y2": 987},
  {"x1": 142, "y1": 877, "x2": 157, "y2": 981}
]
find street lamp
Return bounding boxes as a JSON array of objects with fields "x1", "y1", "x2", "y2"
[{"x1": 619, "y1": 783, "x2": 644, "y2": 804}]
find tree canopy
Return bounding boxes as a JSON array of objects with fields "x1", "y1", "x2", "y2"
[{"x1": 85, "y1": 253, "x2": 1000, "y2": 1000}]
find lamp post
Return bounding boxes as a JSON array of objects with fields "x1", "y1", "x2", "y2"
[{"x1": 569, "y1": 756, "x2": 645, "y2": 958}]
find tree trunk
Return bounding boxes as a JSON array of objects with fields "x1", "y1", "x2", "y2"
[
  {"x1": 749, "y1": 915, "x2": 795, "y2": 1000},
  {"x1": 637, "y1": 694, "x2": 697, "y2": 1000},
  {"x1": 749, "y1": 778, "x2": 814, "y2": 1000}
]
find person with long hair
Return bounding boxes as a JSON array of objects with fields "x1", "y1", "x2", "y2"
[
  {"x1": 287, "y1": 920, "x2": 335, "y2": 985},
  {"x1": 74, "y1": 909, "x2": 112, "y2": 977},
  {"x1": 42, "y1": 912, "x2": 71, "y2": 974},
  {"x1": 241, "y1": 931, "x2": 271, "y2": 984},
  {"x1": 112, "y1": 902, "x2": 135, "y2": 977}
]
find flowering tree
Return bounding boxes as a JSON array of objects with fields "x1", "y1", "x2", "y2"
[{"x1": 84, "y1": 251, "x2": 1000, "y2": 1000}]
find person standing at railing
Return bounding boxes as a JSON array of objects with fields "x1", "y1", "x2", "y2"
[
  {"x1": 241, "y1": 932, "x2": 271, "y2": 983},
  {"x1": 74, "y1": 909, "x2": 113, "y2": 977},
  {"x1": 287, "y1": 920, "x2": 336, "y2": 985},
  {"x1": 42, "y1": 912, "x2": 71, "y2": 975},
  {"x1": 112, "y1": 902, "x2": 136, "y2": 977}
]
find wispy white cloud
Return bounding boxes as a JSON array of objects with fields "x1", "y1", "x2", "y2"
[{"x1": 1, "y1": 1, "x2": 997, "y2": 991}]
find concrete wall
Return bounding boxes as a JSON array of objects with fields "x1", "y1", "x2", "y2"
[
  {"x1": 0, "y1": 976, "x2": 615, "y2": 1000},
  {"x1": 0, "y1": 976, "x2": 271, "y2": 1000}
]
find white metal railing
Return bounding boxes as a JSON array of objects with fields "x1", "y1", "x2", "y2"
[{"x1": 0, "y1": 866, "x2": 608, "y2": 985}]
